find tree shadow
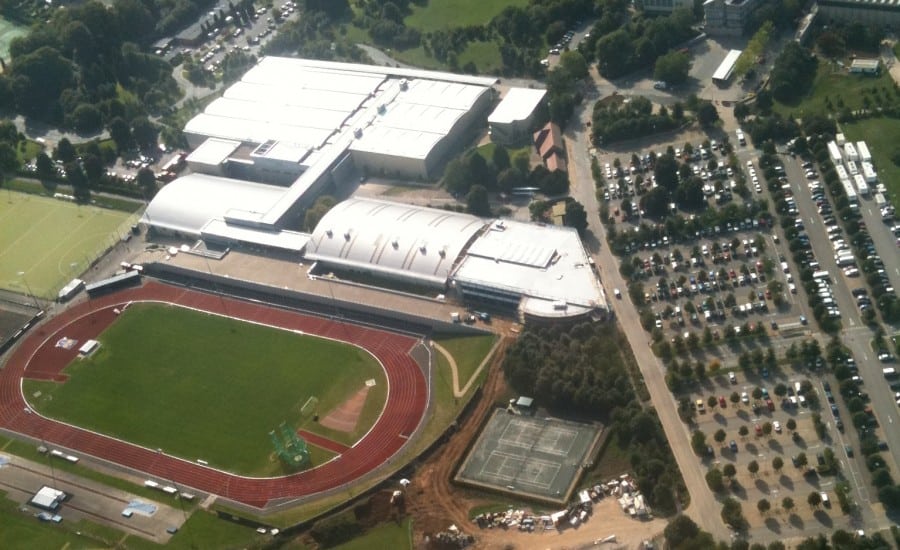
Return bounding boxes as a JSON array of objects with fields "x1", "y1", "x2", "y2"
[
  {"x1": 789, "y1": 513, "x2": 804, "y2": 529},
  {"x1": 731, "y1": 481, "x2": 747, "y2": 500},
  {"x1": 736, "y1": 410, "x2": 750, "y2": 421},
  {"x1": 779, "y1": 475, "x2": 794, "y2": 490},
  {"x1": 765, "y1": 517, "x2": 781, "y2": 533},
  {"x1": 714, "y1": 413, "x2": 727, "y2": 425},
  {"x1": 755, "y1": 479, "x2": 770, "y2": 494},
  {"x1": 768, "y1": 440, "x2": 783, "y2": 453},
  {"x1": 813, "y1": 510, "x2": 833, "y2": 528},
  {"x1": 745, "y1": 443, "x2": 759, "y2": 455}
]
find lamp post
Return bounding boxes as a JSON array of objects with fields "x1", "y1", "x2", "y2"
[{"x1": 17, "y1": 271, "x2": 40, "y2": 309}]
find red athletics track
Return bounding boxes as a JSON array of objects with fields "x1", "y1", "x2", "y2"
[{"x1": 0, "y1": 281, "x2": 428, "y2": 508}]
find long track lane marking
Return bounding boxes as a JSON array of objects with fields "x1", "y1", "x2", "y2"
[{"x1": 1, "y1": 281, "x2": 428, "y2": 507}]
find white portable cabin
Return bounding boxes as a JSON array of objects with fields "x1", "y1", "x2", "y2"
[
  {"x1": 841, "y1": 178, "x2": 858, "y2": 205},
  {"x1": 856, "y1": 141, "x2": 872, "y2": 163},
  {"x1": 836, "y1": 133, "x2": 846, "y2": 146},
  {"x1": 875, "y1": 193, "x2": 887, "y2": 207},
  {"x1": 835, "y1": 164, "x2": 848, "y2": 181},
  {"x1": 854, "y1": 174, "x2": 869, "y2": 196},
  {"x1": 846, "y1": 160, "x2": 858, "y2": 176},
  {"x1": 861, "y1": 162, "x2": 877, "y2": 183},
  {"x1": 827, "y1": 141, "x2": 842, "y2": 164},
  {"x1": 844, "y1": 142, "x2": 859, "y2": 162}
]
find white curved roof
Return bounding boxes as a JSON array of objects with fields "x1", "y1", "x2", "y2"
[
  {"x1": 305, "y1": 198, "x2": 487, "y2": 286},
  {"x1": 142, "y1": 174, "x2": 286, "y2": 235}
]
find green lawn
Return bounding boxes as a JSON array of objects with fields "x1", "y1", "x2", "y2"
[
  {"x1": 435, "y1": 334, "x2": 497, "y2": 389},
  {"x1": 24, "y1": 304, "x2": 385, "y2": 476},
  {"x1": 404, "y1": 0, "x2": 529, "y2": 31},
  {"x1": 774, "y1": 62, "x2": 895, "y2": 117},
  {"x1": 841, "y1": 118, "x2": 900, "y2": 208},
  {"x1": 0, "y1": 490, "x2": 98, "y2": 550},
  {"x1": 331, "y1": 519, "x2": 412, "y2": 550},
  {"x1": 0, "y1": 190, "x2": 137, "y2": 298}
]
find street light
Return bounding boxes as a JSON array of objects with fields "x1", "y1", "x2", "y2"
[{"x1": 17, "y1": 271, "x2": 40, "y2": 310}]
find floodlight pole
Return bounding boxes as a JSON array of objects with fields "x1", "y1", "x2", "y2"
[
  {"x1": 40, "y1": 437, "x2": 59, "y2": 489},
  {"x1": 17, "y1": 271, "x2": 40, "y2": 310}
]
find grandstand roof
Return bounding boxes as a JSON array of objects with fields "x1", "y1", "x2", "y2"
[
  {"x1": 142, "y1": 174, "x2": 285, "y2": 235},
  {"x1": 488, "y1": 88, "x2": 547, "y2": 125},
  {"x1": 305, "y1": 198, "x2": 487, "y2": 286},
  {"x1": 453, "y1": 220, "x2": 606, "y2": 317}
]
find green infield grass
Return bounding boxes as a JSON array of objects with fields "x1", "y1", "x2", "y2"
[
  {"x1": 841, "y1": 118, "x2": 900, "y2": 208},
  {"x1": 0, "y1": 191, "x2": 137, "y2": 299},
  {"x1": 24, "y1": 304, "x2": 385, "y2": 476},
  {"x1": 435, "y1": 333, "x2": 497, "y2": 389},
  {"x1": 331, "y1": 519, "x2": 412, "y2": 550},
  {"x1": 404, "y1": 0, "x2": 528, "y2": 31}
]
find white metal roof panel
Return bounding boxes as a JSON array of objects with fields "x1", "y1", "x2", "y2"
[
  {"x1": 142, "y1": 174, "x2": 285, "y2": 235},
  {"x1": 200, "y1": 219, "x2": 310, "y2": 252},
  {"x1": 184, "y1": 113, "x2": 334, "y2": 149},
  {"x1": 205, "y1": 98, "x2": 351, "y2": 131},
  {"x1": 350, "y1": 126, "x2": 443, "y2": 160},
  {"x1": 402, "y1": 79, "x2": 489, "y2": 110},
  {"x1": 223, "y1": 81, "x2": 369, "y2": 112},
  {"x1": 242, "y1": 57, "x2": 387, "y2": 94},
  {"x1": 305, "y1": 198, "x2": 486, "y2": 286},
  {"x1": 488, "y1": 88, "x2": 547, "y2": 124},
  {"x1": 186, "y1": 137, "x2": 241, "y2": 166}
]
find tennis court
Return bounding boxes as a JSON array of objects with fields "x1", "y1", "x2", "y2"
[
  {"x1": 456, "y1": 409, "x2": 603, "y2": 505},
  {"x1": 0, "y1": 191, "x2": 137, "y2": 298}
]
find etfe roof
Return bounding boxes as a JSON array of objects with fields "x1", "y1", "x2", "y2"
[
  {"x1": 305, "y1": 198, "x2": 487, "y2": 286},
  {"x1": 142, "y1": 174, "x2": 285, "y2": 235},
  {"x1": 488, "y1": 88, "x2": 547, "y2": 125},
  {"x1": 453, "y1": 220, "x2": 606, "y2": 317}
]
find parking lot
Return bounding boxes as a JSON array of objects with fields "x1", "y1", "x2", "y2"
[{"x1": 688, "y1": 365, "x2": 864, "y2": 533}]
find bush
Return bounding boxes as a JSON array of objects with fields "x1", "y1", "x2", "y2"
[{"x1": 310, "y1": 507, "x2": 362, "y2": 547}]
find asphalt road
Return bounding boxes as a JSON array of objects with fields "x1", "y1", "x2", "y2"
[{"x1": 564, "y1": 105, "x2": 733, "y2": 542}]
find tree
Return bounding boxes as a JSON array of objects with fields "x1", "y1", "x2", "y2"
[
  {"x1": 807, "y1": 491, "x2": 821, "y2": 508},
  {"x1": 723, "y1": 463, "x2": 736, "y2": 479},
  {"x1": 465, "y1": 184, "x2": 490, "y2": 216},
  {"x1": 795, "y1": 453, "x2": 808, "y2": 469},
  {"x1": 443, "y1": 158, "x2": 470, "y2": 196},
  {"x1": 721, "y1": 497, "x2": 746, "y2": 530},
  {"x1": 654, "y1": 153, "x2": 679, "y2": 191},
  {"x1": 108, "y1": 117, "x2": 133, "y2": 152},
  {"x1": 558, "y1": 50, "x2": 589, "y2": 80},
  {"x1": 303, "y1": 195, "x2": 336, "y2": 231},
  {"x1": 762, "y1": 422, "x2": 772, "y2": 436},
  {"x1": 706, "y1": 468, "x2": 725, "y2": 492},
  {"x1": 748, "y1": 460, "x2": 759, "y2": 477},
  {"x1": 697, "y1": 101, "x2": 719, "y2": 127},
  {"x1": 691, "y1": 430, "x2": 707, "y2": 455},
  {"x1": 654, "y1": 51, "x2": 692, "y2": 85},
  {"x1": 491, "y1": 145, "x2": 510, "y2": 172},
  {"x1": 35, "y1": 151, "x2": 54, "y2": 178},
  {"x1": 782, "y1": 496, "x2": 795, "y2": 512},
  {"x1": 730, "y1": 391, "x2": 740, "y2": 404},
  {"x1": 738, "y1": 425, "x2": 749, "y2": 437},
  {"x1": 772, "y1": 456, "x2": 784, "y2": 472},
  {"x1": 0, "y1": 142, "x2": 18, "y2": 187},
  {"x1": 136, "y1": 167, "x2": 157, "y2": 199},
  {"x1": 65, "y1": 162, "x2": 90, "y2": 203},
  {"x1": 786, "y1": 418, "x2": 797, "y2": 432},
  {"x1": 54, "y1": 138, "x2": 76, "y2": 163},
  {"x1": 714, "y1": 428, "x2": 726, "y2": 444},
  {"x1": 757, "y1": 498, "x2": 771, "y2": 515},
  {"x1": 563, "y1": 200, "x2": 588, "y2": 235}
]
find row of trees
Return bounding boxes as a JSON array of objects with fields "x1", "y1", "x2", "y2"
[
  {"x1": 503, "y1": 323, "x2": 685, "y2": 515},
  {"x1": 444, "y1": 147, "x2": 569, "y2": 199},
  {"x1": 590, "y1": 95, "x2": 682, "y2": 145}
]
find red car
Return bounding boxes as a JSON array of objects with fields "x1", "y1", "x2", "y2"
[
  {"x1": 719, "y1": 396, "x2": 727, "y2": 408},
  {"x1": 755, "y1": 424, "x2": 763, "y2": 436}
]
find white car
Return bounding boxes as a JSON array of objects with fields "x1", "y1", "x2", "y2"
[
  {"x1": 614, "y1": 288, "x2": 622, "y2": 299},
  {"x1": 773, "y1": 421, "x2": 782, "y2": 433},
  {"x1": 741, "y1": 391, "x2": 749, "y2": 404}
]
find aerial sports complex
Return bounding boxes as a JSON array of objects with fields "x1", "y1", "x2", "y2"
[{"x1": 0, "y1": 57, "x2": 610, "y2": 512}]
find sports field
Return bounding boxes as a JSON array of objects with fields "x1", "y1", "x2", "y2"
[
  {"x1": 404, "y1": 0, "x2": 529, "y2": 31},
  {"x1": 24, "y1": 304, "x2": 387, "y2": 476},
  {"x1": 0, "y1": 191, "x2": 136, "y2": 299}
]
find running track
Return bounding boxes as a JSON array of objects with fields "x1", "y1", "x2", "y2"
[{"x1": 0, "y1": 281, "x2": 428, "y2": 508}]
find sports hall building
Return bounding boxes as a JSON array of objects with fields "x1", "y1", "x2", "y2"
[{"x1": 141, "y1": 58, "x2": 606, "y2": 321}]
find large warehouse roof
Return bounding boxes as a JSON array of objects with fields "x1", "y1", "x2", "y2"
[
  {"x1": 488, "y1": 88, "x2": 547, "y2": 124},
  {"x1": 454, "y1": 220, "x2": 606, "y2": 318},
  {"x1": 142, "y1": 174, "x2": 286, "y2": 235},
  {"x1": 305, "y1": 198, "x2": 486, "y2": 286}
]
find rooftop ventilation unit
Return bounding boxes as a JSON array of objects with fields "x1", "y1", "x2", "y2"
[
  {"x1": 399, "y1": 79, "x2": 408, "y2": 91},
  {"x1": 325, "y1": 229, "x2": 333, "y2": 238},
  {"x1": 377, "y1": 104, "x2": 387, "y2": 115},
  {"x1": 438, "y1": 249, "x2": 446, "y2": 258},
  {"x1": 344, "y1": 231, "x2": 351, "y2": 241},
  {"x1": 353, "y1": 128, "x2": 363, "y2": 138},
  {"x1": 419, "y1": 245, "x2": 427, "y2": 254},
  {"x1": 391, "y1": 239, "x2": 399, "y2": 249}
]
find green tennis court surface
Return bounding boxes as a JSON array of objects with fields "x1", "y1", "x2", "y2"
[{"x1": 0, "y1": 191, "x2": 136, "y2": 298}]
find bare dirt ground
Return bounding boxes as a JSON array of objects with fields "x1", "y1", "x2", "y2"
[{"x1": 403, "y1": 337, "x2": 667, "y2": 550}]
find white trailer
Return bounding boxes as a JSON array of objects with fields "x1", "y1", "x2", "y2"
[
  {"x1": 846, "y1": 160, "x2": 859, "y2": 175},
  {"x1": 862, "y1": 161, "x2": 877, "y2": 183},
  {"x1": 854, "y1": 174, "x2": 869, "y2": 197},
  {"x1": 841, "y1": 178, "x2": 858, "y2": 206},
  {"x1": 836, "y1": 133, "x2": 846, "y2": 146},
  {"x1": 856, "y1": 141, "x2": 872, "y2": 163},
  {"x1": 844, "y1": 142, "x2": 859, "y2": 161},
  {"x1": 875, "y1": 193, "x2": 887, "y2": 207},
  {"x1": 835, "y1": 163, "x2": 848, "y2": 181},
  {"x1": 827, "y1": 141, "x2": 842, "y2": 163}
]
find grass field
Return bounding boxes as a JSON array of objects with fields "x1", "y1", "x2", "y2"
[
  {"x1": 842, "y1": 118, "x2": 900, "y2": 208},
  {"x1": 435, "y1": 334, "x2": 496, "y2": 389},
  {"x1": 774, "y1": 62, "x2": 895, "y2": 117},
  {"x1": 0, "y1": 17, "x2": 26, "y2": 61},
  {"x1": 24, "y1": 304, "x2": 386, "y2": 476},
  {"x1": 332, "y1": 519, "x2": 412, "y2": 550},
  {"x1": 0, "y1": 191, "x2": 137, "y2": 299},
  {"x1": 404, "y1": 0, "x2": 528, "y2": 31}
]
